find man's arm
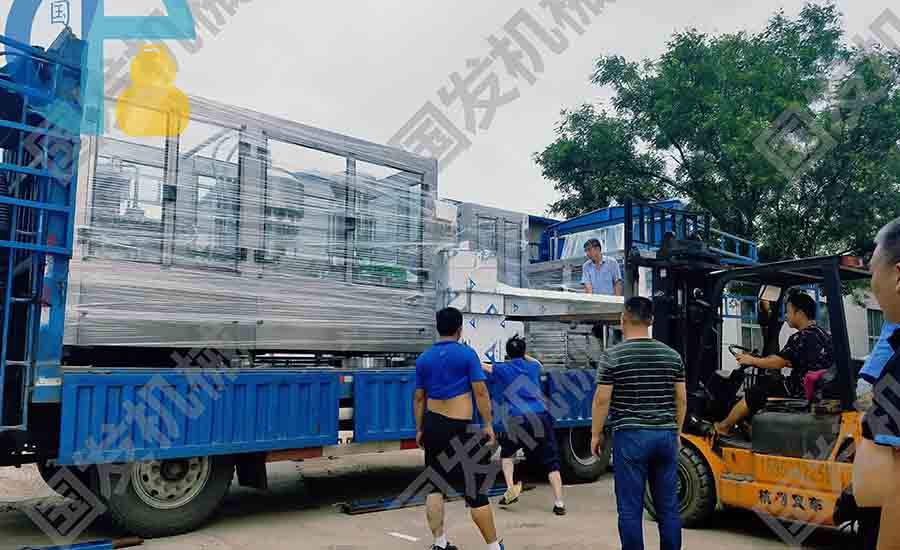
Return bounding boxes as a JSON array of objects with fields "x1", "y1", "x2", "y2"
[
  {"x1": 613, "y1": 261, "x2": 624, "y2": 297},
  {"x1": 584, "y1": 282, "x2": 593, "y2": 294},
  {"x1": 472, "y1": 381, "x2": 496, "y2": 445},
  {"x1": 591, "y1": 385, "x2": 613, "y2": 455},
  {"x1": 675, "y1": 382, "x2": 687, "y2": 448},
  {"x1": 414, "y1": 389, "x2": 426, "y2": 447},
  {"x1": 737, "y1": 353, "x2": 789, "y2": 370}
]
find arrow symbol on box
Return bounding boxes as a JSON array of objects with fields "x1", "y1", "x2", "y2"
[
  {"x1": 485, "y1": 304, "x2": 498, "y2": 315},
  {"x1": 513, "y1": 303, "x2": 520, "y2": 312},
  {"x1": 485, "y1": 343, "x2": 497, "y2": 363},
  {"x1": 467, "y1": 277, "x2": 476, "y2": 290},
  {"x1": 469, "y1": 318, "x2": 477, "y2": 329}
]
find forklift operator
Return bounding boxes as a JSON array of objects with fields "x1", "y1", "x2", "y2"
[{"x1": 715, "y1": 292, "x2": 833, "y2": 436}]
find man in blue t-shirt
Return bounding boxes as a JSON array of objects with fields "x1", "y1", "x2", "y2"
[
  {"x1": 485, "y1": 337, "x2": 566, "y2": 516},
  {"x1": 415, "y1": 307, "x2": 504, "y2": 550},
  {"x1": 854, "y1": 218, "x2": 900, "y2": 549}
]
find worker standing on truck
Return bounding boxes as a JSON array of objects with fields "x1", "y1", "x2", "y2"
[
  {"x1": 414, "y1": 307, "x2": 505, "y2": 550},
  {"x1": 582, "y1": 238, "x2": 623, "y2": 296},
  {"x1": 590, "y1": 297, "x2": 686, "y2": 550},
  {"x1": 483, "y1": 336, "x2": 566, "y2": 516},
  {"x1": 854, "y1": 217, "x2": 900, "y2": 550}
]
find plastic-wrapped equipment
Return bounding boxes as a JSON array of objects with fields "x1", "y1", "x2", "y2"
[{"x1": 65, "y1": 95, "x2": 443, "y2": 355}]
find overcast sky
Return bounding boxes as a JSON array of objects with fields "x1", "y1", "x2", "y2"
[{"x1": 2, "y1": 0, "x2": 894, "y2": 216}]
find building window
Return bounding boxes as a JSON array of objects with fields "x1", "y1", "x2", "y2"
[
  {"x1": 868, "y1": 309, "x2": 885, "y2": 353},
  {"x1": 741, "y1": 299, "x2": 764, "y2": 353}
]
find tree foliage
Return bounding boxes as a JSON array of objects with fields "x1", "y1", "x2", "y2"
[{"x1": 536, "y1": 3, "x2": 900, "y2": 261}]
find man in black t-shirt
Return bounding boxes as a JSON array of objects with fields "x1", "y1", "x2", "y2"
[{"x1": 715, "y1": 292, "x2": 833, "y2": 436}]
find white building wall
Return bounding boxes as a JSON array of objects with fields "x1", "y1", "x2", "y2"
[{"x1": 774, "y1": 293, "x2": 881, "y2": 361}]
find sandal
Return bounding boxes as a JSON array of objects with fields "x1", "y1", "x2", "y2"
[{"x1": 499, "y1": 483, "x2": 522, "y2": 506}]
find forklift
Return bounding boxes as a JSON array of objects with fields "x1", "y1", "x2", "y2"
[{"x1": 619, "y1": 200, "x2": 874, "y2": 536}]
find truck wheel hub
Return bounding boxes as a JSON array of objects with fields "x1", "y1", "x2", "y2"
[
  {"x1": 132, "y1": 457, "x2": 212, "y2": 510},
  {"x1": 568, "y1": 429, "x2": 598, "y2": 467}
]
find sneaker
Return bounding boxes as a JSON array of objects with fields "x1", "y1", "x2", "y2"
[
  {"x1": 498, "y1": 483, "x2": 522, "y2": 506},
  {"x1": 431, "y1": 544, "x2": 458, "y2": 550},
  {"x1": 553, "y1": 504, "x2": 567, "y2": 516}
]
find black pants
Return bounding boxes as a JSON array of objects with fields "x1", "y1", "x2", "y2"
[
  {"x1": 499, "y1": 412, "x2": 561, "y2": 473},
  {"x1": 422, "y1": 410, "x2": 491, "y2": 508},
  {"x1": 745, "y1": 375, "x2": 790, "y2": 416}
]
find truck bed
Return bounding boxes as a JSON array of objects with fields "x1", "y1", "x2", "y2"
[{"x1": 56, "y1": 366, "x2": 596, "y2": 466}]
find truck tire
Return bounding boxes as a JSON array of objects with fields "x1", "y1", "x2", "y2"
[
  {"x1": 644, "y1": 445, "x2": 716, "y2": 528},
  {"x1": 556, "y1": 428, "x2": 610, "y2": 483},
  {"x1": 105, "y1": 455, "x2": 234, "y2": 538},
  {"x1": 37, "y1": 461, "x2": 96, "y2": 494}
]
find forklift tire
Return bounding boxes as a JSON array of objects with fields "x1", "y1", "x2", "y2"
[
  {"x1": 556, "y1": 428, "x2": 611, "y2": 483},
  {"x1": 104, "y1": 455, "x2": 234, "y2": 538},
  {"x1": 644, "y1": 445, "x2": 716, "y2": 528}
]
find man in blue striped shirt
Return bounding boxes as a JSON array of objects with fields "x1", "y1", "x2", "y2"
[
  {"x1": 591, "y1": 297, "x2": 687, "y2": 550},
  {"x1": 582, "y1": 238, "x2": 623, "y2": 296}
]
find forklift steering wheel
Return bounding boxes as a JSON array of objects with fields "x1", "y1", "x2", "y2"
[{"x1": 728, "y1": 344, "x2": 755, "y2": 358}]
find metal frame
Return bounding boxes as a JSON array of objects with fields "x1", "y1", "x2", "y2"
[{"x1": 0, "y1": 33, "x2": 81, "y2": 428}]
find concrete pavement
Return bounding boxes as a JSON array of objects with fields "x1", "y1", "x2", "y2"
[{"x1": 1, "y1": 451, "x2": 852, "y2": 550}]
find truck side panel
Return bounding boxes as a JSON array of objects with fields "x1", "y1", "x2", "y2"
[
  {"x1": 352, "y1": 370, "x2": 417, "y2": 443},
  {"x1": 545, "y1": 369, "x2": 596, "y2": 429},
  {"x1": 57, "y1": 370, "x2": 339, "y2": 465}
]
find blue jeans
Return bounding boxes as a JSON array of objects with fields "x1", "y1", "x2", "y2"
[{"x1": 613, "y1": 429, "x2": 682, "y2": 550}]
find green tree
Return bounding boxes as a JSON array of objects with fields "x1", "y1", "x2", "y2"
[{"x1": 536, "y1": 3, "x2": 900, "y2": 261}]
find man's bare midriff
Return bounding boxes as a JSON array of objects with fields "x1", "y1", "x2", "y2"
[{"x1": 427, "y1": 392, "x2": 474, "y2": 421}]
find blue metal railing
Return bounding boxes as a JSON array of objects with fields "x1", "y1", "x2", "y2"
[
  {"x1": 0, "y1": 31, "x2": 82, "y2": 431},
  {"x1": 711, "y1": 228, "x2": 759, "y2": 265}
]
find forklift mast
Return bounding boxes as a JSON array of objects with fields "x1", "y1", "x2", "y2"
[
  {"x1": 622, "y1": 198, "x2": 867, "y2": 411},
  {"x1": 621, "y1": 199, "x2": 728, "y2": 398}
]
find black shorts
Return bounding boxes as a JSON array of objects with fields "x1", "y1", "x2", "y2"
[
  {"x1": 499, "y1": 412, "x2": 560, "y2": 473},
  {"x1": 421, "y1": 410, "x2": 492, "y2": 508}
]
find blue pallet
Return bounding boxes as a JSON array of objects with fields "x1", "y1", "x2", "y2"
[
  {"x1": 353, "y1": 370, "x2": 417, "y2": 443},
  {"x1": 58, "y1": 370, "x2": 339, "y2": 465}
]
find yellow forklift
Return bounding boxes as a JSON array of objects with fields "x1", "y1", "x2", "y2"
[{"x1": 620, "y1": 201, "x2": 874, "y2": 537}]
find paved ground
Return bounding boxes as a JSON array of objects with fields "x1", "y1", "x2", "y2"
[{"x1": 1, "y1": 451, "x2": 854, "y2": 550}]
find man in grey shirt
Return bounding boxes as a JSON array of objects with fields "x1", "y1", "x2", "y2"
[{"x1": 582, "y1": 238, "x2": 623, "y2": 296}]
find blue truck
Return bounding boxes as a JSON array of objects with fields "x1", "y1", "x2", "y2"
[
  {"x1": 0, "y1": 30, "x2": 619, "y2": 538},
  {"x1": 0, "y1": 30, "x2": 761, "y2": 539}
]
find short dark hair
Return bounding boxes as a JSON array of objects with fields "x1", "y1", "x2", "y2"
[
  {"x1": 436, "y1": 307, "x2": 463, "y2": 337},
  {"x1": 786, "y1": 292, "x2": 816, "y2": 320},
  {"x1": 584, "y1": 238, "x2": 602, "y2": 251},
  {"x1": 506, "y1": 336, "x2": 527, "y2": 359},
  {"x1": 876, "y1": 217, "x2": 900, "y2": 266},
  {"x1": 624, "y1": 296, "x2": 654, "y2": 325}
]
